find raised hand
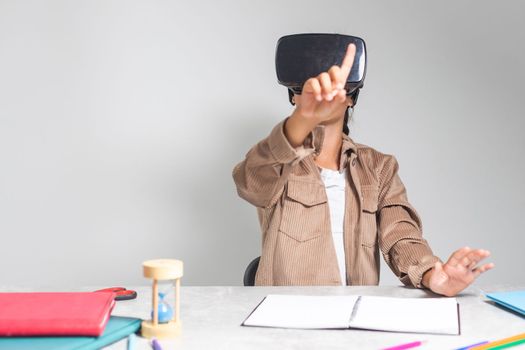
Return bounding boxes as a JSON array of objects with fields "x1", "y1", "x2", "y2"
[
  {"x1": 284, "y1": 43, "x2": 356, "y2": 147},
  {"x1": 296, "y1": 43, "x2": 356, "y2": 121},
  {"x1": 424, "y1": 247, "x2": 495, "y2": 297}
]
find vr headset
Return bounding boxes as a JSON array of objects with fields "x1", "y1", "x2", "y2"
[{"x1": 275, "y1": 33, "x2": 367, "y2": 105}]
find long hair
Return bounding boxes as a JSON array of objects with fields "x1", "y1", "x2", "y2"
[{"x1": 343, "y1": 107, "x2": 350, "y2": 135}]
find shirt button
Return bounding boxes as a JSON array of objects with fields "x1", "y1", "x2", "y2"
[{"x1": 351, "y1": 158, "x2": 356, "y2": 167}]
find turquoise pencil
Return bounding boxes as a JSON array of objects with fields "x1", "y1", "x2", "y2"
[{"x1": 127, "y1": 333, "x2": 136, "y2": 350}]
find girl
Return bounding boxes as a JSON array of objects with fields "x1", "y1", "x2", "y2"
[{"x1": 233, "y1": 42, "x2": 494, "y2": 296}]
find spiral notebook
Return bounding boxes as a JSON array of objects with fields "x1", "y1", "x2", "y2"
[{"x1": 242, "y1": 294, "x2": 460, "y2": 335}]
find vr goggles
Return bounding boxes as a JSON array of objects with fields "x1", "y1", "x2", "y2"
[{"x1": 275, "y1": 33, "x2": 367, "y2": 104}]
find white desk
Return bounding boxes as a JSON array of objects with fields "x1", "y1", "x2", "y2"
[{"x1": 101, "y1": 285, "x2": 525, "y2": 350}]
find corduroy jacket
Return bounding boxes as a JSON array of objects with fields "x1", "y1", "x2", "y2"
[{"x1": 232, "y1": 118, "x2": 440, "y2": 288}]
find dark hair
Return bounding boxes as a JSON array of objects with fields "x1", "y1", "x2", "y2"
[
  {"x1": 343, "y1": 108, "x2": 350, "y2": 135},
  {"x1": 288, "y1": 88, "x2": 359, "y2": 136}
]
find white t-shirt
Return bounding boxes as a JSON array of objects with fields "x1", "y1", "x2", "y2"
[{"x1": 320, "y1": 168, "x2": 347, "y2": 285}]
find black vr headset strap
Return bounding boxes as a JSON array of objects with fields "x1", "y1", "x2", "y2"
[
  {"x1": 351, "y1": 89, "x2": 360, "y2": 105},
  {"x1": 287, "y1": 88, "x2": 360, "y2": 106}
]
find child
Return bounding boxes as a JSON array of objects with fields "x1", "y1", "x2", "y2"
[{"x1": 233, "y1": 36, "x2": 493, "y2": 296}]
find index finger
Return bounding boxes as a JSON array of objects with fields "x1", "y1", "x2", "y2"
[{"x1": 340, "y1": 43, "x2": 357, "y2": 81}]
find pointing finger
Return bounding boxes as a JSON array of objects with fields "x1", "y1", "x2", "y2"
[{"x1": 340, "y1": 43, "x2": 356, "y2": 81}]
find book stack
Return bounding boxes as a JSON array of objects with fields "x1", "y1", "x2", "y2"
[{"x1": 0, "y1": 292, "x2": 140, "y2": 350}]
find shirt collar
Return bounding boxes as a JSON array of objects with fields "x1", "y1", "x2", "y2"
[
  {"x1": 312, "y1": 125, "x2": 358, "y2": 172},
  {"x1": 312, "y1": 125, "x2": 357, "y2": 155},
  {"x1": 341, "y1": 132, "x2": 358, "y2": 155}
]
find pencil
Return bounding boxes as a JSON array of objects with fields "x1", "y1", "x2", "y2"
[
  {"x1": 382, "y1": 340, "x2": 425, "y2": 350},
  {"x1": 454, "y1": 341, "x2": 488, "y2": 350},
  {"x1": 127, "y1": 333, "x2": 136, "y2": 350},
  {"x1": 487, "y1": 338, "x2": 525, "y2": 350},
  {"x1": 151, "y1": 338, "x2": 163, "y2": 350},
  {"x1": 469, "y1": 333, "x2": 525, "y2": 350}
]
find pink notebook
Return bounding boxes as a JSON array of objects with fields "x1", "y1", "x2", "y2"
[{"x1": 0, "y1": 292, "x2": 116, "y2": 336}]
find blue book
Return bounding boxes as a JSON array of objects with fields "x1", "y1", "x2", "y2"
[
  {"x1": 0, "y1": 316, "x2": 141, "y2": 350},
  {"x1": 486, "y1": 290, "x2": 525, "y2": 317}
]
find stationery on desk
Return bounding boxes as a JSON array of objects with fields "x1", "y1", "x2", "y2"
[
  {"x1": 242, "y1": 294, "x2": 461, "y2": 335},
  {"x1": 0, "y1": 292, "x2": 116, "y2": 336},
  {"x1": 382, "y1": 340, "x2": 426, "y2": 350},
  {"x1": 485, "y1": 290, "x2": 525, "y2": 317},
  {"x1": 0, "y1": 291, "x2": 141, "y2": 350},
  {"x1": 151, "y1": 338, "x2": 163, "y2": 350},
  {"x1": 0, "y1": 316, "x2": 141, "y2": 350},
  {"x1": 469, "y1": 332, "x2": 525, "y2": 350},
  {"x1": 127, "y1": 333, "x2": 137, "y2": 350}
]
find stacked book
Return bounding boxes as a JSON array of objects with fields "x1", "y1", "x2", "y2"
[{"x1": 0, "y1": 292, "x2": 140, "y2": 350}]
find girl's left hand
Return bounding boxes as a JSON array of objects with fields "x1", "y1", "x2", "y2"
[{"x1": 423, "y1": 247, "x2": 495, "y2": 296}]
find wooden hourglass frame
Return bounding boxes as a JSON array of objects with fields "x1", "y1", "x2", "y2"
[{"x1": 141, "y1": 259, "x2": 183, "y2": 339}]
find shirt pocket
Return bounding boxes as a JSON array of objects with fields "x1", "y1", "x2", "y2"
[
  {"x1": 279, "y1": 179, "x2": 329, "y2": 242},
  {"x1": 360, "y1": 186, "x2": 379, "y2": 248}
]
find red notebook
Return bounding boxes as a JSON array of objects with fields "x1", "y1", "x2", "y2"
[{"x1": 0, "y1": 292, "x2": 116, "y2": 336}]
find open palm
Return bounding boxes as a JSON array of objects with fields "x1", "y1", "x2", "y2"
[{"x1": 427, "y1": 247, "x2": 494, "y2": 297}]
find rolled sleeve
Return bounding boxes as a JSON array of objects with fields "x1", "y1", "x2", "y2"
[
  {"x1": 267, "y1": 118, "x2": 317, "y2": 164},
  {"x1": 232, "y1": 118, "x2": 321, "y2": 209}
]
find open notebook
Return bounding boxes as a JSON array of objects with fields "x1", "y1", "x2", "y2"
[{"x1": 242, "y1": 295, "x2": 460, "y2": 335}]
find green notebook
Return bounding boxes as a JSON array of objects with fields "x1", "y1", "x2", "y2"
[{"x1": 0, "y1": 316, "x2": 141, "y2": 350}]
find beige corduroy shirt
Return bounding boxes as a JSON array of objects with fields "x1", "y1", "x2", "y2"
[{"x1": 232, "y1": 118, "x2": 440, "y2": 288}]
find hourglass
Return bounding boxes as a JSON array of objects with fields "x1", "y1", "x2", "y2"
[{"x1": 141, "y1": 259, "x2": 183, "y2": 339}]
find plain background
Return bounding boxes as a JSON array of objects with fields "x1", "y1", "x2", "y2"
[{"x1": 1, "y1": 0, "x2": 523, "y2": 288}]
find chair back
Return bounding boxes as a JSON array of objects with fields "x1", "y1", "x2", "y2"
[{"x1": 243, "y1": 256, "x2": 260, "y2": 286}]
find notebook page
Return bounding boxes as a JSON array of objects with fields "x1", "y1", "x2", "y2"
[
  {"x1": 349, "y1": 296, "x2": 459, "y2": 335},
  {"x1": 242, "y1": 294, "x2": 359, "y2": 329}
]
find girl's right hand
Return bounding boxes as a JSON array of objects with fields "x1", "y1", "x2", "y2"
[
  {"x1": 294, "y1": 43, "x2": 356, "y2": 123},
  {"x1": 284, "y1": 43, "x2": 356, "y2": 147}
]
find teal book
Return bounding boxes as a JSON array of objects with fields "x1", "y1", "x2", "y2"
[
  {"x1": 486, "y1": 290, "x2": 525, "y2": 317},
  {"x1": 0, "y1": 316, "x2": 141, "y2": 350}
]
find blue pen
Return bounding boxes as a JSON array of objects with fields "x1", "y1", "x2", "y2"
[
  {"x1": 454, "y1": 340, "x2": 489, "y2": 350},
  {"x1": 151, "y1": 338, "x2": 163, "y2": 350},
  {"x1": 127, "y1": 333, "x2": 136, "y2": 350}
]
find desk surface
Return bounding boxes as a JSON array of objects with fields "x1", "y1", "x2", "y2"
[
  {"x1": 2, "y1": 285, "x2": 522, "y2": 350},
  {"x1": 94, "y1": 285, "x2": 525, "y2": 350}
]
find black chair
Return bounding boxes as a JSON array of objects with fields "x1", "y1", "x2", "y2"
[{"x1": 243, "y1": 256, "x2": 260, "y2": 286}]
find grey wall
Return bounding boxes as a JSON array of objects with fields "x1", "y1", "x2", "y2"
[{"x1": 1, "y1": 0, "x2": 523, "y2": 287}]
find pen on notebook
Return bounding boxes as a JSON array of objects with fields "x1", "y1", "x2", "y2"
[
  {"x1": 454, "y1": 340, "x2": 488, "y2": 350},
  {"x1": 127, "y1": 333, "x2": 136, "y2": 350},
  {"x1": 151, "y1": 338, "x2": 163, "y2": 350},
  {"x1": 382, "y1": 340, "x2": 426, "y2": 350}
]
